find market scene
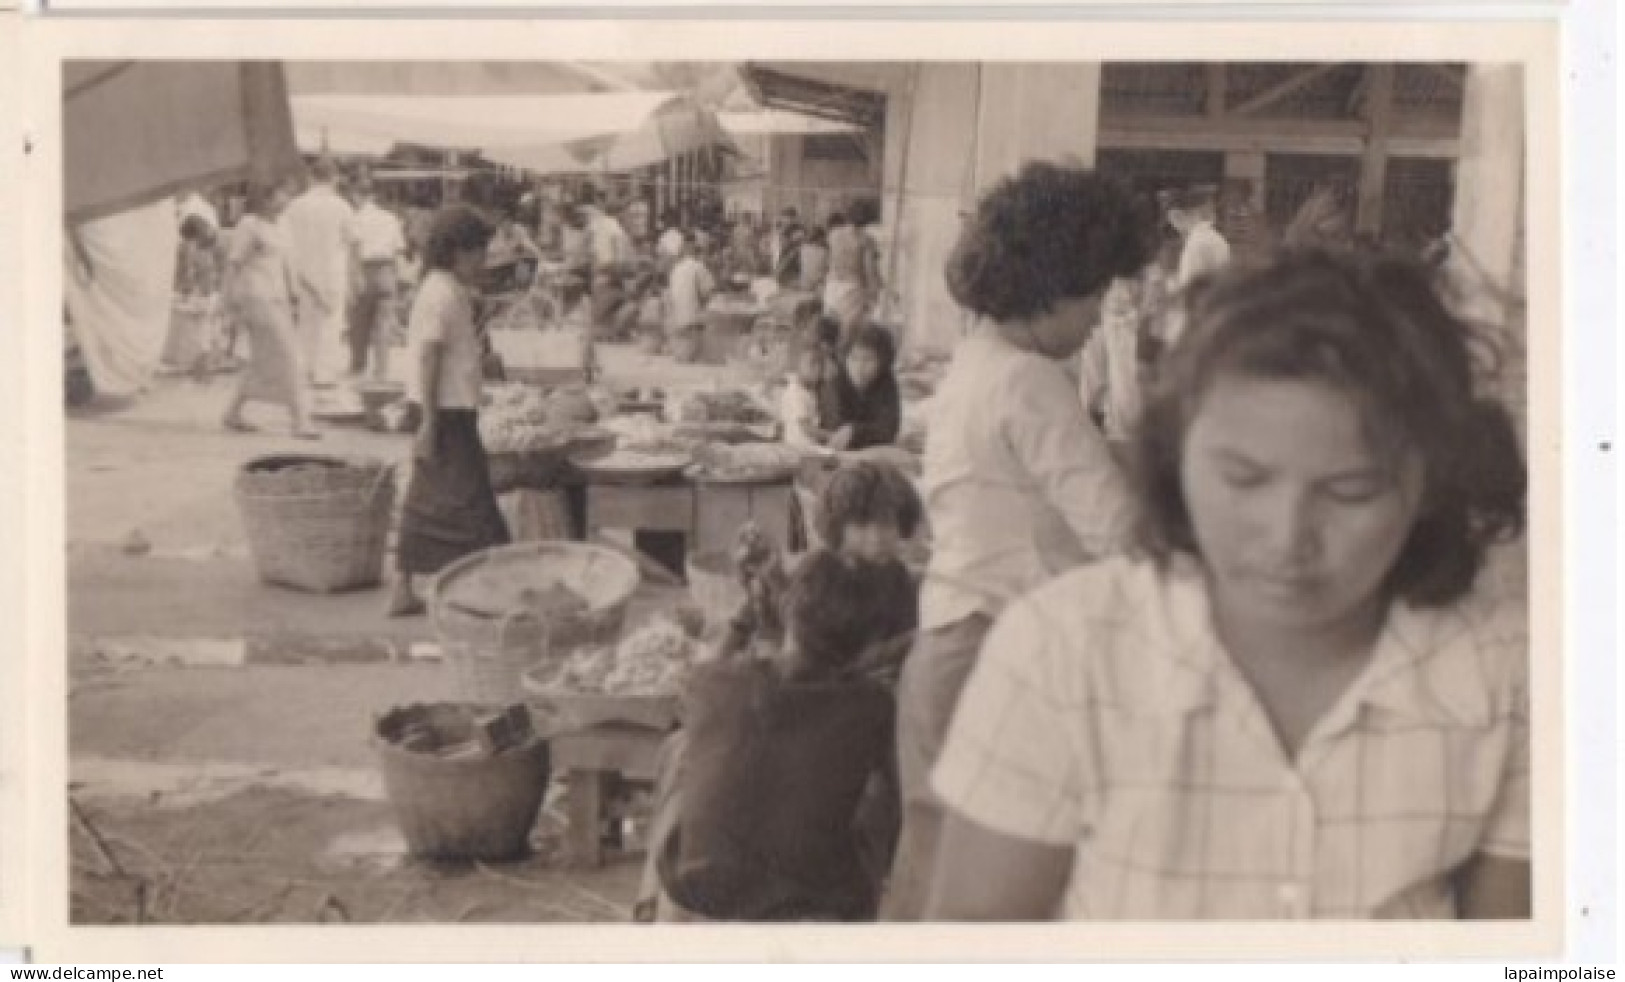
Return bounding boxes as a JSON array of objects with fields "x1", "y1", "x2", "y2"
[{"x1": 63, "y1": 60, "x2": 1532, "y2": 925}]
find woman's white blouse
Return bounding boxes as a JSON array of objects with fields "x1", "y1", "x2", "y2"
[{"x1": 933, "y1": 557, "x2": 1530, "y2": 919}]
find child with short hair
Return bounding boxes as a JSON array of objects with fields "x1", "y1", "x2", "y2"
[
  {"x1": 780, "y1": 342, "x2": 833, "y2": 451},
  {"x1": 724, "y1": 459, "x2": 923, "y2": 664},
  {"x1": 655, "y1": 549, "x2": 901, "y2": 921}
]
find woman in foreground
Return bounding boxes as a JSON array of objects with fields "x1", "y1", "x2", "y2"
[
  {"x1": 883, "y1": 163, "x2": 1149, "y2": 919},
  {"x1": 924, "y1": 250, "x2": 1530, "y2": 920}
]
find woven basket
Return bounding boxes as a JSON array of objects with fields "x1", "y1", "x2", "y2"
[
  {"x1": 431, "y1": 542, "x2": 640, "y2": 705},
  {"x1": 373, "y1": 702, "x2": 551, "y2": 861},
  {"x1": 234, "y1": 455, "x2": 396, "y2": 593},
  {"x1": 685, "y1": 551, "x2": 745, "y2": 640}
]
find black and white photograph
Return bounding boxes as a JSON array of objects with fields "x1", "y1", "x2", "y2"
[{"x1": 22, "y1": 17, "x2": 1567, "y2": 961}]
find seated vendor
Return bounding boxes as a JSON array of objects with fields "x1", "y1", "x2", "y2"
[
  {"x1": 633, "y1": 465, "x2": 924, "y2": 923},
  {"x1": 653, "y1": 550, "x2": 904, "y2": 922},
  {"x1": 827, "y1": 324, "x2": 903, "y2": 452}
]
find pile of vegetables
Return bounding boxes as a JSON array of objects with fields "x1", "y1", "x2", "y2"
[
  {"x1": 479, "y1": 384, "x2": 604, "y2": 453},
  {"x1": 545, "y1": 617, "x2": 699, "y2": 697}
]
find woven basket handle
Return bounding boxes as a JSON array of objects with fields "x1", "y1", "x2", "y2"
[{"x1": 360, "y1": 462, "x2": 397, "y2": 504}]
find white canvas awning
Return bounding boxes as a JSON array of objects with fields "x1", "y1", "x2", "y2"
[
  {"x1": 716, "y1": 109, "x2": 861, "y2": 136},
  {"x1": 290, "y1": 90, "x2": 679, "y2": 156}
]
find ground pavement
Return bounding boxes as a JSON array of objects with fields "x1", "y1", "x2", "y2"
[{"x1": 65, "y1": 345, "x2": 749, "y2": 926}]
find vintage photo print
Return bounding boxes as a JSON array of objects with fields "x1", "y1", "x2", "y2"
[{"x1": 19, "y1": 16, "x2": 1563, "y2": 963}]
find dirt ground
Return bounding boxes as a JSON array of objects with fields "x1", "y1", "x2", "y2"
[{"x1": 65, "y1": 345, "x2": 742, "y2": 925}]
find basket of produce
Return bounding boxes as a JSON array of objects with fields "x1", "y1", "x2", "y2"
[
  {"x1": 686, "y1": 443, "x2": 804, "y2": 485},
  {"x1": 481, "y1": 384, "x2": 606, "y2": 492},
  {"x1": 431, "y1": 541, "x2": 641, "y2": 705},
  {"x1": 521, "y1": 616, "x2": 698, "y2": 730},
  {"x1": 373, "y1": 702, "x2": 552, "y2": 861},
  {"x1": 234, "y1": 455, "x2": 396, "y2": 593}
]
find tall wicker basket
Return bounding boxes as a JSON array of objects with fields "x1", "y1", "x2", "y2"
[{"x1": 234, "y1": 455, "x2": 397, "y2": 593}]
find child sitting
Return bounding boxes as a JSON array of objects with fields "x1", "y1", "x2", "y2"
[
  {"x1": 723, "y1": 460, "x2": 923, "y2": 665},
  {"x1": 779, "y1": 342, "x2": 834, "y2": 451},
  {"x1": 827, "y1": 324, "x2": 903, "y2": 452},
  {"x1": 810, "y1": 460, "x2": 923, "y2": 680},
  {"x1": 655, "y1": 549, "x2": 901, "y2": 922}
]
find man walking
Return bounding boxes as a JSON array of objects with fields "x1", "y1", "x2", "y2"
[
  {"x1": 346, "y1": 181, "x2": 407, "y2": 380},
  {"x1": 281, "y1": 158, "x2": 356, "y2": 384}
]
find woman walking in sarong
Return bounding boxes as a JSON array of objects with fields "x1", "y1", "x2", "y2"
[
  {"x1": 220, "y1": 179, "x2": 319, "y2": 439},
  {"x1": 387, "y1": 207, "x2": 510, "y2": 618}
]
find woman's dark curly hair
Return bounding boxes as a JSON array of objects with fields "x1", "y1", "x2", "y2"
[
  {"x1": 946, "y1": 162, "x2": 1156, "y2": 323},
  {"x1": 1132, "y1": 248, "x2": 1526, "y2": 608},
  {"x1": 815, "y1": 460, "x2": 923, "y2": 549},
  {"x1": 423, "y1": 206, "x2": 496, "y2": 273}
]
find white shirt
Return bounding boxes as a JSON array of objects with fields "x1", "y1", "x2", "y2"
[
  {"x1": 934, "y1": 557, "x2": 1530, "y2": 919},
  {"x1": 406, "y1": 271, "x2": 483, "y2": 410},
  {"x1": 918, "y1": 331, "x2": 1137, "y2": 630},
  {"x1": 588, "y1": 208, "x2": 631, "y2": 268},
  {"x1": 666, "y1": 256, "x2": 715, "y2": 332},
  {"x1": 351, "y1": 202, "x2": 406, "y2": 263},
  {"x1": 280, "y1": 184, "x2": 356, "y2": 306},
  {"x1": 1078, "y1": 280, "x2": 1145, "y2": 442},
  {"x1": 779, "y1": 377, "x2": 821, "y2": 450},
  {"x1": 1175, "y1": 219, "x2": 1232, "y2": 291}
]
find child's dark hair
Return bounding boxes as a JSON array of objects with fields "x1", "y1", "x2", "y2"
[
  {"x1": 815, "y1": 461, "x2": 923, "y2": 549},
  {"x1": 843, "y1": 324, "x2": 898, "y2": 374},
  {"x1": 1132, "y1": 248, "x2": 1526, "y2": 608},
  {"x1": 783, "y1": 550, "x2": 888, "y2": 676},
  {"x1": 947, "y1": 161, "x2": 1155, "y2": 323}
]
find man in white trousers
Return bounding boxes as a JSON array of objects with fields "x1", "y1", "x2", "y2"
[{"x1": 281, "y1": 158, "x2": 356, "y2": 385}]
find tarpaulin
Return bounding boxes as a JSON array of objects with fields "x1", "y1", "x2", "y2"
[
  {"x1": 64, "y1": 199, "x2": 181, "y2": 398},
  {"x1": 65, "y1": 61, "x2": 303, "y2": 224}
]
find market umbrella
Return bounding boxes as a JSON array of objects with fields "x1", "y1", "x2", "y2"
[
  {"x1": 64, "y1": 61, "x2": 303, "y2": 224},
  {"x1": 597, "y1": 95, "x2": 740, "y2": 171}
]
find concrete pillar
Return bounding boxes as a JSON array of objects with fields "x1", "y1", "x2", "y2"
[
  {"x1": 1448, "y1": 63, "x2": 1525, "y2": 419},
  {"x1": 1450, "y1": 64, "x2": 1524, "y2": 332}
]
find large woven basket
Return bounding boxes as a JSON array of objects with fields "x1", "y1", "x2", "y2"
[
  {"x1": 373, "y1": 702, "x2": 551, "y2": 861},
  {"x1": 431, "y1": 542, "x2": 640, "y2": 705},
  {"x1": 234, "y1": 455, "x2": 396, "y2": 593}
]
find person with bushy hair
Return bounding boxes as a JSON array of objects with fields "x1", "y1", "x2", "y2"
[
  {"x1": 639, "y1": 549, "x2": 905, "y2": 922},
  {"x1": 883, "y1": 161, "x2": 1153, "y2": 919},
  {"x1": 923, "y1": 249, "x2": 1529, "y2": 921}
]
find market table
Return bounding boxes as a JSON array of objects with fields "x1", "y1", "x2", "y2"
[
  {"x1": 581, "y1": 475, "x2": 797, "y2": 566},
  {"x1": 551, "y1": 720, "x2": 670, "y2": 868}
]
